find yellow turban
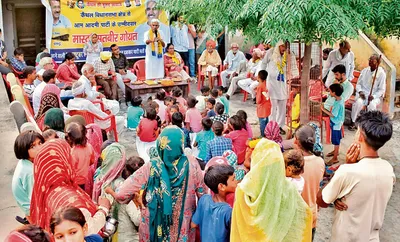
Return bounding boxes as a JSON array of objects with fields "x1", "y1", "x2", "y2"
[{"x1": 100, "y1": 51, "x2": 112, "y2": 61}]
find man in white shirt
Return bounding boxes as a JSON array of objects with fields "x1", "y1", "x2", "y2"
[
  {"x1": 349, "y1": 54, "x2": 386, "y2": 130},
  {"x1": 323, "y1": 64, "x2": 355, "y2": 111},
  {"x1": 258, "y1": 41, "x2": 299, "y2": 135},
  {"x1": 144, "y1": 19, "x2": 166, "y2": 79},
  {"x1": 32, "y1": 69, "x2": 57, "y2": 115},
  {"x1": 323, "y1": 40, "x2": 355, "y2": 88},
  {"x1": 79, "y1": 63, "x2": 120, "y2": 115},
  {"x1": 317, "y1": 110, "x2": 394, "y2": 242},
  {"x1": 134, "y1": 0, "x2": 170, "y2": 46},
  {"x1": 171, "y1": 16, "x2": 190, "y2": 67},
  {"x1": 220, "y1": 43, "x2": 246, "y2": 88}
]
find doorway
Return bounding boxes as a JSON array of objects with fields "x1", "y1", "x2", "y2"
[{"x1": 15, "y1": 7, "x2": 46, "y2": 66}]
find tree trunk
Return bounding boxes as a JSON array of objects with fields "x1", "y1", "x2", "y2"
[{"x1": 300, "y1": 43, "x2": 312, "y2": 124}]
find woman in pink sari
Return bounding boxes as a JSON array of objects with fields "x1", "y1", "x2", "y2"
[{"x1": 56, "y1": 52, "x2": 80, "y2": 86}]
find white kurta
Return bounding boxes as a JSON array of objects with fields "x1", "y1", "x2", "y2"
[
  {"x1": 323, "y1": 49, "x2": 355, "y2": 87},
  {"x1": 144, "y1": 29, "x2": 166, "y2": 79}
]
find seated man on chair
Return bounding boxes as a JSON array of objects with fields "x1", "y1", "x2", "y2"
[
  {"x1": 68, "y1": 80, "x2": 123, "y2": 131},
  {"x1": 220, "y1": 43, "x2": 246, "y2": 89},
  {"x1": 111, "y1": 44, "x2": 137, "y2": 87},
  {"x1": 79, "y1": 63, "x2": 120, "y2": 115},
  {"x1": 198, "y1": 40, "x2": 221, "y2": 89},
  {"x1": 349, "y1": 54, "x2": 386, "y2": 130},
  {"x1": 93, "y1": 51, "x2": 119, "y2": 100}
]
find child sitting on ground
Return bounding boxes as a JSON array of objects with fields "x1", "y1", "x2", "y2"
[
  {"x1": 164, "y1": 96, "x2": 177, "y2": 125},
  {"x1": 237, "y1": 110, "x2": 253, "y2": 138},
  {"x1": 205, "y1": 121, "x2": 233, "y2": 162},
  {"x1": 217, "y1": 86, "x2": 230, "y2": 114},
  {"x1": 205, "y1": 98, "x2": 216, "y2": 118},
  {"x1": 192, "y1": 165, "x2": 237, "y2": 242},
  {"x1": 127, "y1": 96, "x2": 144, "y2": 130},
  {"x1": 225, "y1": 115, "x2": 248, "y2": 164},
  {"x1": 172, "y1": 112, "x2": 191, "y2": 148},
  {"x1": 194, "y1": 118, "x2": 215, "y2": 161},
  {"x1": 148, "y1": 101, "x2": 162, "y2": 128},
  {"x1": 12, "y1": 130, "x2": 44, "y2": 222},
  {"x1": 321, "y1": 83, "x2": 345, "y2": 165},
  {"x1": 42, "y1": 129, "x2": 58, "y2": 141},
  {"x1": 172, "y1": 86, "x2": 187, "y2": 116},
  {"x1": 284, "y1": 149, "x2": 305, "y2": 193},
  {"x1": 154, "y1": 91, "x2": 166, "y2": 122},
  {"x1": 196, "y1": 86, "x2": 210, "y2": 112},
  {"x1": 211, "y1": 102, "x2": 229, "y2": 124},
  {"x1": 137, "y1": 107, "x2": 160, "y2": 162},
  {"x1": 185, "y1": 96, "x2": 203, "y2": 133},
  {"x1": 65, "y1": 122, "x2": 96, "y2": 191}
]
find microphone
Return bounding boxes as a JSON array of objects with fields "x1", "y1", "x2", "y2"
[{"x1": 154, "y1": 30, "x2": 158, "y2": 38}]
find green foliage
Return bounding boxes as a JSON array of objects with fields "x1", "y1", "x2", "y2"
[{"x1": 159, "y1": 0, "x2": 400, "y2": 44}]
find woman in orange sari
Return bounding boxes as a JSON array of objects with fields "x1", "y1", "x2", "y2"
[
  {"x1": 164, "y1": 43, "x2": 192, "y2": 82},
  {"x1": 30, "y1": 139, "x2": 111, "y2": 234}
]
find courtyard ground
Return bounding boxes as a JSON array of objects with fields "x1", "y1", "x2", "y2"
[{"x1": 0, "y1": 81, "x2": 399, "y2": 241}]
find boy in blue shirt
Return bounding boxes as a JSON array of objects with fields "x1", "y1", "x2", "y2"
[
  {"x1": 192, "y1": 165, "x2": 237, "y2": 242},
  {"x1": 127, "y1": 96, "x2": 144, "y2": 130},
  {"x1": 321, "y1": 83, "x2": 345, "y2": 165},
  {"x1": 194, "y1": 117, "x2": 215, "y2": 161}
]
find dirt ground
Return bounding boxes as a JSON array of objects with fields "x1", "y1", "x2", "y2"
[{"x1": 117, "y1": 82, "x2": 400, "y2": 242}]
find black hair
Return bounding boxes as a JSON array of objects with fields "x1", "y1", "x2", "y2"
[
  {"x1": 65, "y1": 122, "x2": 87, "y2": 147},
  {"x1": 166, "y1": 43, "x2": 174, "y2": 50},
  {"x1": 258, "y1": 70, "x2": 268, "y2": 81},
  {"x1": 14, "y1": 130, "x2": 45, "y2": 160},
  {"x1": 207, "y1": 97, "x2": 216, "y2": 106},
  {"x1": 323, "y1": 48, "x2": 333, "y2": 55},
  {"x1": 172, "y1": 86, "x2": 183, "y2": 97},
  {"x1": 148, "y1": 101, "x2": 159, "y2": 110},
  {"x1": 14, "y1": 47, "x2": 24, "y2": 56},
  {"x1": 355, "y1": 110, "x2": 393, "y2": 151},
  {"x1": 295, "y1": 125, "x2": 317, "y2": 155},
  {"x1": 204, "y1": 165, "x2": 235, "y2": 194},
  {"x1": 172, "y1": 111, "x2": 183, "y2": 128},
  {"x1": 23, "y1": 66, "x2": 36, "y2": 78},
  {"x1": 63, "y1": 52, "x2": 75, "y2": 63},
  {"x1": 110, "y1": 43, "x2": 117, "y2": 49},
  {"x1": 40, "y1": 52, "x2": 52, "y2": 60},
  {"x1": 16, "y1": 225, "x2": 51, "y2": 242},
  {"x1": 283, "y1": 149, "x2": 305, "y2": 176},
  {"x1": 200, "y1": 86, "x2": 210, "y2": 94},
  {"x1": 215, "y1": 102, "x2": 224, "y2": 115},
  {"x1": 201, "y1": 117, "x2": 213, "y2": 131},
  {"x1": 164, "y1": 96, "x2": 177, "y2": 105},
  {"x1": 229, "y1": 115, "x2": 243, "y2": 130},
  {"x1": 212, "y1": 121, "x2": 224, "y2": 136},
  {"x1": 156, "y1": 91, "x2": 166, "y2": 101},
  {"x1": 187, "y1": 95, "x2": 198, "y2": 108},
  {"x1": 210, "y1": 88, "x2": 218, "y2": 98},
  {"x1": 131, "y1": 96, "x2": 142, "y2": 107},
  {"x1": 42, "y1": 129, "x2": 59, "y2": 140},
  {"x1": 217, "y1": 86, "x2": 224, "y2": 92},
  {"x1": 331, "y1": 64, "x2": 346, "y2": 75},
  {"x1": 236, "y1": 110, "x2": 247, "y2": 121},
  {"x1": 145, "y1": 107, "x2": 157, "y2": 120},
  {"x1": 170, "y1": 104, "x2": 179, "y2": 112},
  {"x1": 43, "y1": 69, "x2": 56, "y2": 83},
  {"x1": 50, "y1": 206, "x2": 86, "y2": 234},
  {"x1": 122, "y1": 156, "x2": 145, "y2": 179},
  {"x1": 329, "y1": 83, "x2": 344, "y2": 97}
]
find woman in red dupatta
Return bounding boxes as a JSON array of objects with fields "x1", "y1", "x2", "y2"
[
  {"x1": 84, "y1": 123, "x2": 103, "y2": 195},
  {"x1": 30, "y1": 139, "x2": 105, "y2": 233}
]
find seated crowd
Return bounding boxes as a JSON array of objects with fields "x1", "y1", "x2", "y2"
[{"x1": 4, "y1": 38, "x2": 395, "y2": 242}]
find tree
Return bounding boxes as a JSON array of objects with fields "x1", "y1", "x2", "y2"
[{"x1": 160, "y1": 0, "x2": 400, "y2": 123}]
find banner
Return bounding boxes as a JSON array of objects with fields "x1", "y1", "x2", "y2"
[{"x1": 42, "y1": 0, "x2": 170, "y2": 62}]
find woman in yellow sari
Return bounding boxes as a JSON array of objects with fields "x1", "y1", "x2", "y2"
[
  {"x1": 164, "y1": 43, "x2": 192, "y2": 82},
  {"x1": 231, "y1": 139, "x2": 312, "y2": 242}
]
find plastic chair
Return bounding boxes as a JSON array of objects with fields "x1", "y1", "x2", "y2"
[
  {"x1": 9, "y1": 101, "x2": 28, "y2": 132},
  {"x1": 11, "y1": 65, "x2": 24, "y2": 78},
  {"x1": 69, "y1": 110, "x2": 118, "y2": 142},
  {"x1": 132, "y1": 59, "x2": 145, "y2": 80},
  {"x1": 7, "y1": 73, "x2": 19, "y2": 87},
  {"x1": 197, "y1": 64, "x2": 222, "y2": 90}
]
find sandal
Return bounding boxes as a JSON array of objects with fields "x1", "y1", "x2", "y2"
[
  {"x1": 326, "y1": 158, "x2": 339, "y2": 166},
  {"x1": 348, "y1": 125, "x2": 357, "y2": 131},
  {"x1": 326, "y1": 151, "x2": 335, "y2": 157}
]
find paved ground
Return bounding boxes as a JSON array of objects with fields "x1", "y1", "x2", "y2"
[{"x1": 0, "y1": 81, "x2": 399, "y2": 241}]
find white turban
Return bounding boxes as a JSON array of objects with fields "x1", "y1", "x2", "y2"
[
  {"x1": 252, "y1": 48, "x2": 262, "y2": 58},
  {"x1": 72, "y1": 81, "x2": 85, "y2": 96}
]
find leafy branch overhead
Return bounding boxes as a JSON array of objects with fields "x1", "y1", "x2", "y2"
[{"x1": 159, "y1": 0, "x2": 400, "y2": 43}]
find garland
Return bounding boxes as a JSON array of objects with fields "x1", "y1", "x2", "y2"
[
  {"x1": 276, "y1": 52, "x2": 287, "y2": 82},
  {"x1": 149, "y1": 30, "x2": 163, "y2": 58}
]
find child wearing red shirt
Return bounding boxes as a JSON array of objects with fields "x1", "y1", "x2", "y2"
[{"x1": 256, "y1": 70, "x2": 271, "y2": 136}]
